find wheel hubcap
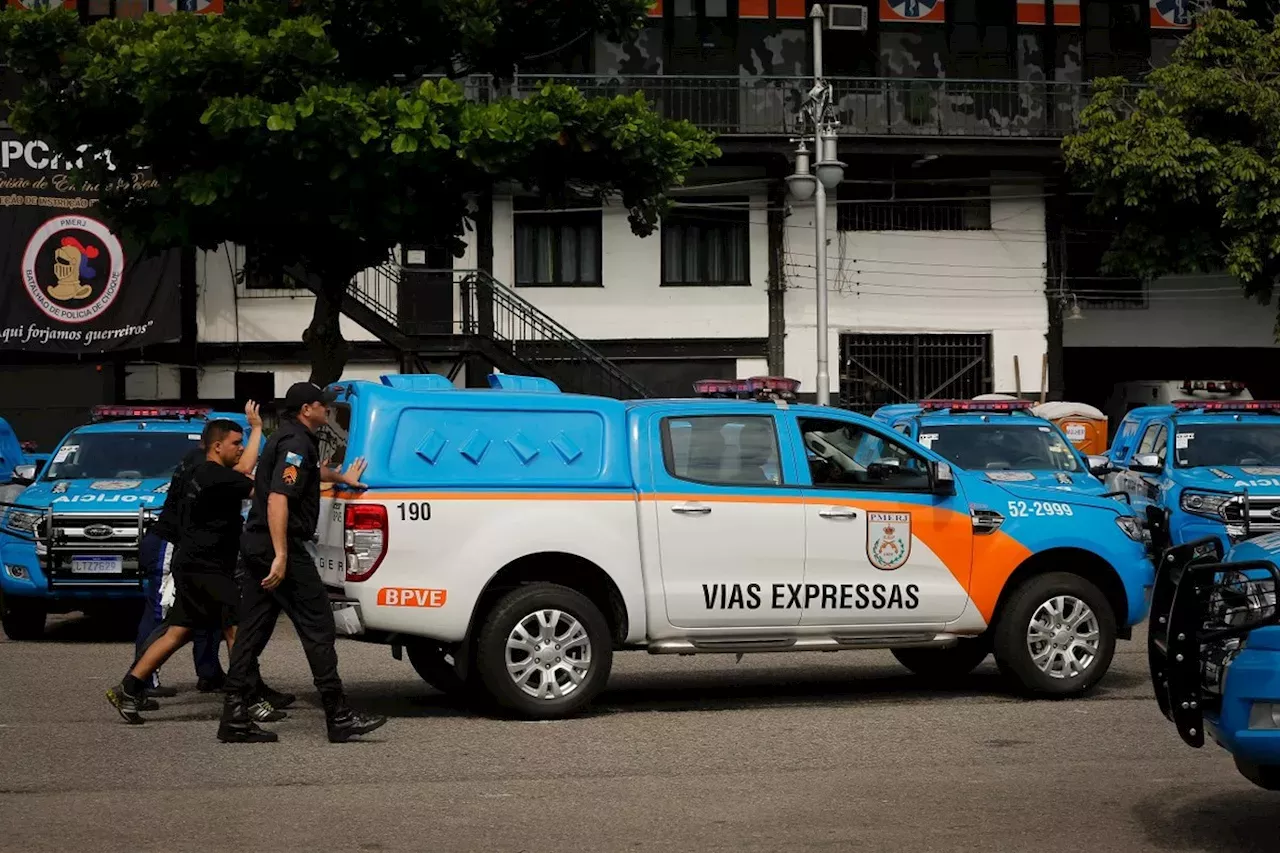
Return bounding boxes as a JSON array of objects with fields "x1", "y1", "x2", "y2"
[
  {"x1": 1026, "y1": 595, "x2": 1100, "y2": 680},
  {"x1": 505, "y1": 609, "x2": 592, "y2": 700}
]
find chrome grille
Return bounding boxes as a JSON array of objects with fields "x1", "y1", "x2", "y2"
[{"x1": 1220, "y1": 495, "x2": 1280, "y2": 537}]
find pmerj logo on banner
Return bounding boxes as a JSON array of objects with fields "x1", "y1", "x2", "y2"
[{"x1": 22, "y1": 216, "x2": 126, "y2": 324}]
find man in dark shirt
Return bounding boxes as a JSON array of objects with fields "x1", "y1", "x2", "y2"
[
  {"x1": 106, "y1": 415, "x2": 263, "y2": 724},
  {"x1": 218, "y1": 382, "x2": 386, "y2": 744},
  {"x1": 131, "y1": 442, "x2": 223, "y2": 698}
]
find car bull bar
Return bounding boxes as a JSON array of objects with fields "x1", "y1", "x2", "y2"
[
  {"x1": 1148, "y1": 535, "x2": 1280, "y2": 748},
  {"x1": 0, "y1": 501, "x2": 157, "y2": 591}
]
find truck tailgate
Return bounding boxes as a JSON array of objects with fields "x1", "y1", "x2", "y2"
[{"x1": 316, "y1": 496, "x2": 347, "y2": 589}]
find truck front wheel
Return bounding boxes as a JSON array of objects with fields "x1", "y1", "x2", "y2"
[
  {"x1": 891, "y1": 635, "x2": 993, "y2": 681},
  {"x1": 475, "y1": 583, "x2": 613, "y2": 720},
  {"x1": 992, "y1": 572, "x2": 1116, "y2": 698},
  {"x1": 1, "y1": 597, "x2": 46, "y2": 641}
]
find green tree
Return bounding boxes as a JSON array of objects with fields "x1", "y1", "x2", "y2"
[
  {"x1": 0, "y1": 1, "x2": 719, "y2": 382},
  {"x1": 1062, "y1": 6, "x2": 1280, "y2": 326}
]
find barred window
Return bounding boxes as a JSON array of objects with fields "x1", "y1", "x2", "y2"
[{"x1": 837, "y1": 182, "x2": 991, "y2": 232}]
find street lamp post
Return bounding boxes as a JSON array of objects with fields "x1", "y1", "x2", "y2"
[{"x1": 786, "y1": 4, "x2": 846, "y2": 407}]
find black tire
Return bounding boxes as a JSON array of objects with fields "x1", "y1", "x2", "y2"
[
  {"x1": 891, "y1": 635, "x2": 993, "y2": 681},
  {"x1": 992, "y1": 571, "x2": 1116, "y2": 698},
  {"x1": 405, "y1": 640, "x2": 468, "y2": 695},
  {"x1": 474, "y1": 583, "x2": 613, "y2": 720},
  {"x1": 1, "y1": 596, "x2": 46, "y2": 641},
  {"x1": 1234, "y1": 758, "x2": 1280, "y2": 791}
]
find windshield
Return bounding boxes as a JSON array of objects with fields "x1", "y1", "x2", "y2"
[
  {"x1": 1174, "y1": 423, "x2": 1280, "y2": 468},
  {"x1": 922, "y1": 424, "x2": 1080, "y2": 473},
  {"x1": 43, "y1": 429, "x2": 200, "y2": 481}
]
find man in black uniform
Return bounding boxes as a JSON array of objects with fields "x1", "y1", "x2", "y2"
[
  {"x1": 107, "y1": 416, "x2": 263, "y2": 723},
  {"x1": 218, "y1": 382, "x2": 387, "y2": 744},
  {"x1": 131, "y1": 404, "x2": 294, "y2": 718}
]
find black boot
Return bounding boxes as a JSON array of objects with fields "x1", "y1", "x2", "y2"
[
  {"x1": 323, "y1": 695, "x2": 387, "y2": 743},
  {"x1": 217, "y1": 695, "x2": 279, "y2": 743}
]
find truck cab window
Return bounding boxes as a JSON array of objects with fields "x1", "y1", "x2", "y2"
[
  {"x1": 799, "y1": 417, "x2": 929, "y2": 490},
  {"x1": 1137, "y1": 423, "x2": 1166, "y2": 463},
  {"x1": 661, "y1": 415, "x2": 782, "y2": 487},
  {"x1": 317, "y1": 403, "x2": 351, "y2": 467}
]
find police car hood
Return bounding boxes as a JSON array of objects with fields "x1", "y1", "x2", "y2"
[
  {"x1": 976, "y1": 469, "x2": 1106, "y2": 494},
  {"x1": 987, "y1": 480, "x2": 1130, "y2": 514},
  {"x1": 14, "y1": 477, "x2": 169, "y2": 510},
  {"x1": 1172, "y1": 466, "x2": 1280, "y2": 493}
]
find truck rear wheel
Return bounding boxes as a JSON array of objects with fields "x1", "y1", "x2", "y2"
[
  {"x1": 992, "y1": 572, "x2": 1116, "y2": 698},
  {"x1": 1, "y1": 597, "x2": 46, "y2": 641},
  {"x1": 475, "y1": 583, "x2": 613, "y2": 720},
  {"x1": 891, "y1": 635, "x2": 992, "y2": 681}
]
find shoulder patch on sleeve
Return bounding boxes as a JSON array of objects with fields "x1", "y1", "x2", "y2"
[{"x1": 285, "y1": 451, "x2": 304, "y2": 466}]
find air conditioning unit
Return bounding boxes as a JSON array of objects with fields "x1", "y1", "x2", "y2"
[{"x1": 826, "y1": 3, "x2": 869, "y2": 29}]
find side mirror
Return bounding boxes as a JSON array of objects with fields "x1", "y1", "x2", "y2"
[
  {"x1": 867, "y1": 457, "x2": 902, "y2": 481},
  {"x1": 930, "y1": 460, "x2": 956, "y2": 495},
  {"x1": 1087, "y1": 455, "x2": 1113, "y2": 477},
  {"x1": 1130, "y1": 453, "x2": 1164, "y2": 475},
  {"x1": 11, "y1": 464, "x2": 36, "y2": 486}
]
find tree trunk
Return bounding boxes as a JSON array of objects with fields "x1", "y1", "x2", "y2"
[{"x1": 303, "y1": 274, "x2": 351, "y2": 387}]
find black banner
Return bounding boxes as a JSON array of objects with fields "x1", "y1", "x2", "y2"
[{"x1": 0, "y1": 131, "x2": 180, "y2": 352}]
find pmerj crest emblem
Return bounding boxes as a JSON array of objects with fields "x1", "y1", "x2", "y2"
[{"x1": 867, "y1": 511, "x2": 911, "y2": 571}]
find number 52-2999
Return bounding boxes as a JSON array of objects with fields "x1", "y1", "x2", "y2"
[{"x1": 1006, "y1": 500, "x2": 1073, "y2": 518}]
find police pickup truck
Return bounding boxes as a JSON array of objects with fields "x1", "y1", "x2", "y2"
[
  {"x1": 0, "y1": 405, "x2": 238, "y2": 640},
  {"x1": 313, "y1": 373, "x2": 1155, "y2": 719},
  {"x1": 1148, "y1": 532, "x2": 1280, "y2": 789},
  {"x1": 1105, "y1": 400, "x2": 1280, "y2": 551},
  {"x1": 871, "y1": 399, "x2": 1114, "y2": 494}
]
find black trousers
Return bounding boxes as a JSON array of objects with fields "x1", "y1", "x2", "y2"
[{"x1": 224, "y1": 534, "x2": 344, "y2": 702}]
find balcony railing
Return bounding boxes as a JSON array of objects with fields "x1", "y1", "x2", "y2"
[{"x1": 492, "y1": 74, "x2": 1125, "y2": 139}]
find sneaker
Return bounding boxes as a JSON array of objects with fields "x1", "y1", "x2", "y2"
[
  {"x1": 258, "y1": 685, "x2": 296, "y2": 711},
  {"x1": 325, "y1": 705, "x2": 387, "y2": 743},
  {"x1": 216, "y1": 697, "x2": 279, "y2": 744},
  {"x1": 106, "y1": 684, "x2": 146, "y2": 725},
  {"x1": 249, "y1": 701, "x2": 287, "y2": 723}
]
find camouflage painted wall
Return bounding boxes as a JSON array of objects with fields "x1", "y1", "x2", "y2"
[
  {"x1": 594, "y1": 25, "x2": 664, "y2": 76},
  {"x1": 1017, "y1": 32, "x2": 1046, "y2": 81},
  {"x1": 1054, "y1": 30, "x2": 1083, "y2": 82},
  {"x1": 878, "y1": 29, "x2": 947, "y2": 78}
]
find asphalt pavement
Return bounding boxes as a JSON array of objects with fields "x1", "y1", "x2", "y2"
[{"x1": 0, "y1": 616, "x2": 1275, "y2": 853}]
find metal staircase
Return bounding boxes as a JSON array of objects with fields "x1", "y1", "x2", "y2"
[{"x1": 289, "y1": 263, "x2": 652, "y2": 400}]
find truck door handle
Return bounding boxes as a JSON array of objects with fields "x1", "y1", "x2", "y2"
[
  {"x1": 818, "y1": 507, "x2": 858, "y2": 519},
  {"x1": 671, "y1": 504, "x2": 712, "y2": 515}
]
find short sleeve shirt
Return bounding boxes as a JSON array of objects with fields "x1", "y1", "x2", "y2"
[
  {"x1": 149, "y1": 447, "x2": 206, "y2": 545},
  {"x1": 172, "y1": 460, "x2": 254, "y2": 574},
  {"x1": 244, "y1": 419, "x2": 320, "y2": 541}
]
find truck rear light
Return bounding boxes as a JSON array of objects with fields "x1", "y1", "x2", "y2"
[{"x1": 344, "y1": 504, "x2": 387, "y2": 582}]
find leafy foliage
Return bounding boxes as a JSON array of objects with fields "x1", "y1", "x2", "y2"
[
  {"x1": 0, "y1": 0, "x2": 719, "y2": 381},
  {"x1": 1063, "y1": 8, "x2": 1280, "y2": 325}
]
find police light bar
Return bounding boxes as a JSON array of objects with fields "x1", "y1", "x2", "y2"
[
  {"x1": 918, "y1": 399, "x2": 1034, "y2": 412},
  {"x1": 744, "y1": 376, "x2": 800, "y2": 400},
  {"x1": 1174, "y1": 400, "x2": 1280, "y2": 413},
  {"x1": 1181, "y1": 379, "x2": 1246, "y2": 394},
  {"x1": 90, "y1": 405, "x2": 212, "y2": 421},
  {"x1": 693, "y1": 379, "x2": 746, "y2": 398},
  {"x1": 693, "y1": 376, "x2": 801, "y2": 401}
]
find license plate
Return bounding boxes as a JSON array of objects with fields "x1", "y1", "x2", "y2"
[{"x1": 70, "y1": 556, "x2": 123, "y2": 574}]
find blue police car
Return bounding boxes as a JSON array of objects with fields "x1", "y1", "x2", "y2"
[
  {"x1": 872, "y1": 399, "x2": 1114, "y2": 494},
  {"x1": 0, "y1": 405, "x2": 244, "y2": 640},
  {"x1": 1106, "y1": 401, "x2": 1280, "y2": 551},
  {"x1": 1149, "y1": 531, "x2": 1280, "y2": 789}
]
